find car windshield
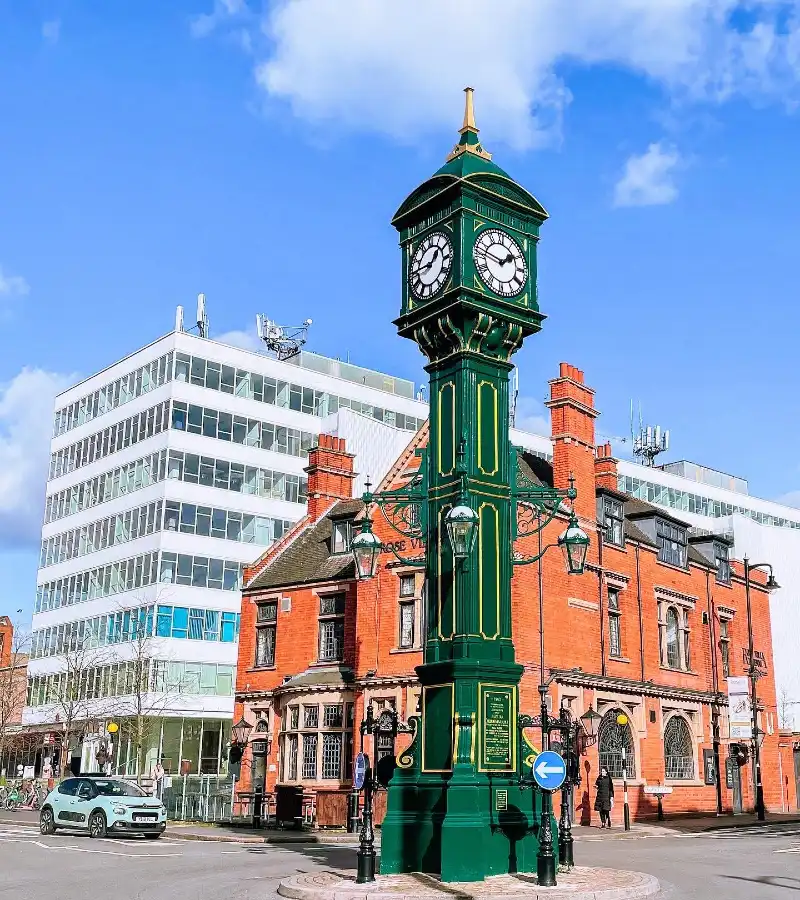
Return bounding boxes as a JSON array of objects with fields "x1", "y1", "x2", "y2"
[{"x1": 91, "y1": 780, "x2": 148, "y2": 798}]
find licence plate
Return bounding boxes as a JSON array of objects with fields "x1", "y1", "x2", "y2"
[{"x1": 133, "y1": 814, "x2": 157, "y2": 822}]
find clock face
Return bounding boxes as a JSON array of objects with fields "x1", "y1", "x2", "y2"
[
  {"x1": 473, "y1": 229, "x2": 528, "y2": 297},
  {"x1": 409, "y1": 232, "x2": 452, "y2": 300}
]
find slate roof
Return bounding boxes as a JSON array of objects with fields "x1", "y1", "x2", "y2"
[{"x1": 246, "y1": 498, "x2": 364, "y2": 592}]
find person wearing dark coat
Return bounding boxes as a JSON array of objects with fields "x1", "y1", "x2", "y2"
[{"x1": 594, "y1": 767, "x2": 615, "y2": 828}]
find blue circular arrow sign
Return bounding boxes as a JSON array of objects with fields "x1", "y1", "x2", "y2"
[
  {"x1": 532, "y1": 750, "x2": 567, "y2": 791},
  {"x1": 354, "y1": 752, "x2": 368, "y2": 790}
]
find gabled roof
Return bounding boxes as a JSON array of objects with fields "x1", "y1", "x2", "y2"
[
  {"x1": 245, "y1": 425, "x2": 430, "y2": 594},
  {"x1": 246, "y1": 498, "x2": 363, "y2": 593}
]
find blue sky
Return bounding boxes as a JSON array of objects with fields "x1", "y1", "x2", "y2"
[{"x1": 2, "y1": 0, "x2": 800, "y2": 623}]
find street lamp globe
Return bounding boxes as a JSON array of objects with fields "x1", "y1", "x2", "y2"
[
  {"x1": 231, "y1": 716, "x2": 253, "y2": 746},
  {"x1": 559, "y1": 514, "x2": 590, "y2": 575},
  {"x1": 766, "y1": 573, "x2": 780, "y2": 590},
  {"x1": 352, "y1": 521, "x2": 382, "y2": 580},
  {"x1": 580, "y1": 704, "x2": 602, "y2": 740},
  {"x1": 445, "y1": 504, "x2": 479, "y2": 559}
]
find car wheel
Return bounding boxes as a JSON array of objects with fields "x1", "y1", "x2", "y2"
[
  {"x1": 88, "y1": 811, "x2": 107, "y2": 839},
  {"x1": 144, "y1": 833, "x2": 161, "y2": 840},
  {"x1": 39, "y1": 808, "x2": 56, "y2": 835}
]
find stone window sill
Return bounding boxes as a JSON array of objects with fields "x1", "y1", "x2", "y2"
[
  {"x1": 659, "y1": 665, "x2": 698, "y2": 677},
  {"x1": 248, "y1": 665, "x2": 277, "y2": 673},
  {"x1": 608, "y1": 655, "x2": 631, "y2": 664},
  {"x1": 389, "y1": 647, "x2": 421, "y2": 655},
  {"x1": 657, "y1": 560, "x2": 690, "y2": 574},
  {"x1": 665, "y1": 779, "x2": 706, "y2": 788}
]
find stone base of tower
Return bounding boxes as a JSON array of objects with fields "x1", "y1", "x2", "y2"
[
  {"x1": 380, "y1": 659, "x2": 553, "y2": 883},
  {"x1": 380, "y1": 775, "x2": 552, "y2": 882}
]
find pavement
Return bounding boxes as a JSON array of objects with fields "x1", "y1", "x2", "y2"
[{"x1": 3, "y1": 814, "x2": 800, "y2": 899}]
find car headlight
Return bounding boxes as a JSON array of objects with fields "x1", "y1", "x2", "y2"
[
  {"x1": 160, "y1": 806, "x2": 167, "y2": 815},
  {"x1": 112, "y1": 805, "x2": 126, "y2": 815}
]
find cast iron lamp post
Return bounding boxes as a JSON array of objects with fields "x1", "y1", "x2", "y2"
[
  {"x1": 743, "y1": 558, "x2": 779, "y2": 822},
  {"x1": 230, "y1": 717, "x2": 254, "y2": 825},
  {"x1": 515, "y1": 513, "x2": 589, "y2": 887}
]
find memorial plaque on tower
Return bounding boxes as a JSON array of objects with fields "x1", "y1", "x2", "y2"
[{"x1": 479, "y1": 685, "x2": 515, "y2": 771}]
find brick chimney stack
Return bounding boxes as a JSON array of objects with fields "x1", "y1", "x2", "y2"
[
  {"x1": 545, "y1": 363, "x2": 599, "y2": 522},
  {"x1": 595, "y1": 442, "x2": 619, "y2": 493},
  {"x1": 304, "y1": 435, "x2": 356, "y2": 521}
]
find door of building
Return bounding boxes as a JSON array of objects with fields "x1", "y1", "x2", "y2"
[
  {"x1": 726, "y1": 755, "x2": 744, "y2": 814},
  {"x1": 793, "y1": 750, "x2": 800, "y2": 811},
  {"x1": 731, "y1": 760, "x2": 743, "y2": 814}
]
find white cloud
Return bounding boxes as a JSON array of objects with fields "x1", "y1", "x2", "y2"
[
  {"x1": 775, "y1": 490, "x2": 800, "y2": 509},
  {"x1": 513, "y1": 396, "x2": 550, "y2": 437},
  {"x1": 42, "y1": 19, "x2": 61, "y2": 44},
  {"x1": 0, "y1": 369, "x2": 74, "y2": 549},
  {"x1": 613, "y1": 142, "x2": 681, "y2": 207},
  {"x1": 191, "y1": 0, "x2": 248, "y2": 39},
  {"x1": 230, "y1": 0, "x2": 800, "y2": 149},
  {"x1": 213, "y1": 325, "x2": 262, "y2": 353},
  {"x1": 0, "y1": 265, "x2": 29, "y2": 298}
]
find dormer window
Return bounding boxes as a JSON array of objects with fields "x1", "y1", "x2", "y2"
[
  {"x1": 602, "y1": 497, "x2": 624, "y2": 547},
  {"x1": 714, "y1": 542, "x2": 731, "y2": 585},
  {"x1": 656, "y1": 519, "x2": 687, "y2": 568},
  {"x1": 331, "y1": 520, "x2": 353, "y2": 555}
]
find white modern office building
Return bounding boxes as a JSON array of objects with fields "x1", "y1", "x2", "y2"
[{"x1": 23, "y1": 317, "x2": 427, "y2": 776}]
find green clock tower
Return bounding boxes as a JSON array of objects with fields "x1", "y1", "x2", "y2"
[{"x1": 378, "y1": 89, "x2": 553, "y2": 882}]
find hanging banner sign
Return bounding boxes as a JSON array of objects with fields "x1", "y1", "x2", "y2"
[{"x1": 728, "y1": 676, "x2": 753, "y2": 739}]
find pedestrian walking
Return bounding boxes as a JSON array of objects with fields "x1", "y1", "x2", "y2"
[
  {"x1": 594, "y1": 767, "x2": 615, "y2": 828},
  {"x1": 151, "y1": 758, "x2": 166, "y2": 798}
]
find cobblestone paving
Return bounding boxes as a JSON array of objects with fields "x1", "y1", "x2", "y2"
[{"x1": 278, "y1": 867, "x2": 661, "y2": 900}]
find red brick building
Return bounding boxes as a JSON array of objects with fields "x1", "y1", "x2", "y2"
[{"x1": 234, "y1": 364, "x2": 781, "y2": 825}]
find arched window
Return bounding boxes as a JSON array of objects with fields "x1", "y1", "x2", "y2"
[
  {"x1": 598, "y1": 709, "x2": 635, "y2": 779},
  {"x1": 665, "y1": 607, "x2": 680, "y2": 669},
  {"x1": 254, "y1": 718, "x2": 269, "y2": 734},
  {"x1": 664, "y1": 716, "x2": 694, "y2": 780}
]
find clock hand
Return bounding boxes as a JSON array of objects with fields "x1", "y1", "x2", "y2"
[
  {"x1": 415, "y1": 248, "x2": 440, "y2": 274},
  {"x1": 485, "y1": 249, "x2": 514, "y2": 265}
]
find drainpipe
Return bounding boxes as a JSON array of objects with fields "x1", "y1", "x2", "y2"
[
  {"x1": 634, "y1": 544, "x2": 645, "y2": 683},
  {"x1": 706, "y1": 570, "x2": 724, "y2": 816},
  {"x1": 597, "y1": 529, "x2": 606, "y2": 677}
]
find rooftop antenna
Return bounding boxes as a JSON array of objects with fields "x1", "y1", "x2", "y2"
[
  {"x1": 175, "y1": 305, "x2": 184, "y2": 333},
  {"x1": 510, "y1": 366, "x2": 519, "y2": 427},
  {"x1": 632, "y1": 419, "x2": 670, "y2": 467},
  {"x1": 416, "y1": 384, "x2": 427, "y2": 402},
  {"x1": 196, "y1": 293, "x2": 209, "y2": 338},
  {"x1": 256, "y1": 315, "x2": 312, "y2": 361}
]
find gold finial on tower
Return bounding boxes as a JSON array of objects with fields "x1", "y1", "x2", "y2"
[
  {"x1": 446, "y1": 87, "x2": 492, "y2": 162},
  {"x1": 460, "y1": 86, "x2": 478, "y2": 134}
]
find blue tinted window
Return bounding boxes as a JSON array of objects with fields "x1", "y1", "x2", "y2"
[
  {"x1": 172, "y1": 607, "x2": 189, "y2": 639},
  {"x1": 156, "y1": 606, "x2": 172, "y2": 637},
  {"x1": 221, "y1": 613, "x2": 236, "y2": 643}
]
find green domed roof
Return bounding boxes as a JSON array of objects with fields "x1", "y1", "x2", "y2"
[{"x1": 392, "y1": 89, "x2": 548, "y2": 227}]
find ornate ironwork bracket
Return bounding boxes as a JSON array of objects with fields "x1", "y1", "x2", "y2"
[
  {"x1": 361, "y1": 449, "x2": 429, "y2": 568},
  {"x1": 511, "y1": 446, "x2": 577, "y2": 567}
]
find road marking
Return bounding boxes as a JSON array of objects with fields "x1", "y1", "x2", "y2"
[
  {"x1": 0, "y1": 836, "x2": 181, "y2": 858},
  {"x1": 773, "y1": 847, "x2": 800, "y2": 853}
]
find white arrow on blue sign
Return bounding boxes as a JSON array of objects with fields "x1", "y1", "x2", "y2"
[
  {"x1": 532, "y1": 750, "x2": 567, "y2": 791},
  {"x1": 354, "y1": 752, "x2": 368, "y2": 790}
]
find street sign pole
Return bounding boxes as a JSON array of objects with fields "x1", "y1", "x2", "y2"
[{"x1": 532, "y1": 748, "x2": 567, "y2": 886}]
